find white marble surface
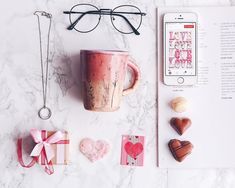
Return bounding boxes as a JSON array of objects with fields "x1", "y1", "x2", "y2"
[{"x1": 0, "y1": 0, "x2": 235, "y2": 188}]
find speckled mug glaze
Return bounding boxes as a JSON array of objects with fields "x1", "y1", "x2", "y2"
[{"x1": 81, "y1": 50, "x2": 140, "y2": 112}]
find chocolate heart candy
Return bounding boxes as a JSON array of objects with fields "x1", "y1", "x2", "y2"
[
  {"x1": 170, "y1": 117, "x2": 191, "y2": 135},
  {"x1": 168, "y1": 139, "x2": 193, "y2": 162}
]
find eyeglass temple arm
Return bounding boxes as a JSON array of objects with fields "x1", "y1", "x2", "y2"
[
  {"x1": 112, "y1": 11, "x2": 146, "y2": 16},
  {"x1": 65, "y1": 10, "x2": 100, "y2": 30},
  {"x1": 111, "y1": 13, "x2": 140, "y2": 35}
]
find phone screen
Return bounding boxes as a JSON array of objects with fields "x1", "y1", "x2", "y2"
[{"x1": 165, "y1": 22, "x2": 196, "y2": 76}]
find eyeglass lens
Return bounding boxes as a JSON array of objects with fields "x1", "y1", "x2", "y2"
[
  {"x1": 70, "y1": 4, "x2": 101, "y2": 33},
  {"x1": 111, "y1": 5, "x2": 142, "y2": 34}
]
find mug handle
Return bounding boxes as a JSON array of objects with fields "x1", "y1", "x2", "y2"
[{"x1": 123, "y1": 58, "x2": 140, "y2": 96}]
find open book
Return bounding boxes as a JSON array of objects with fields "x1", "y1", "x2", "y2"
[{"x1": 157, "y1": 6, "x2": 235, "y2": 168}]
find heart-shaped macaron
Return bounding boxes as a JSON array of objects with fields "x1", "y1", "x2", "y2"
[
  {"x1": 170, "y1": 117, "x2": 192, "y2": 135},
  {"x1": 168, "y1": 139, "x2": 193, "y2": 162},
  {"x1": 79, "y1": 138, "x2": 110, "y2": 162},
  {"x1": 124, "y1": 142, "x2": 143, "y2": 159}
]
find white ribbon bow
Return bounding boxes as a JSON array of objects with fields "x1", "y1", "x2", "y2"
[{"x1": 30, "y1": 129, "x2": 63, "y2": 162}]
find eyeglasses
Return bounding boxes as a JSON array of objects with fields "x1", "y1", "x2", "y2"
[{"x1": 63, "y1": 4, "x2": 146, "y2": 35}]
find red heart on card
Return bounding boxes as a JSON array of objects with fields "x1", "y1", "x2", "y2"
[{"x1": 124, "y1": 142, "x2": 143, "y2": 159}]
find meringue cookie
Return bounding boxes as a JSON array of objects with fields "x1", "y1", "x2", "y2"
[
  {"x1": 171, "y1": 97, "x2": 188, "y2": 113},
  {"x1": 79, "y1": 138, "x2": 110, "y2": 162}
]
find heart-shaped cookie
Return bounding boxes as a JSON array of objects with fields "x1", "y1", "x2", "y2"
[
  {"x1": 79, "y1": 138, "x2": 110, "y2": 162},
  {"x1": 170, "y1": 117, "x2": 191, "y2": 135},
  {"x1": 124, "y1": 142, "x2": 143, "y2": 159},
  {"x1": 168, "y1": 139, "x2": 193, "y2": 162}
]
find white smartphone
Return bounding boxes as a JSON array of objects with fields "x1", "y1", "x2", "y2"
[{"x1": 163, "y1": 13, "x2": 198, "y2": 86}]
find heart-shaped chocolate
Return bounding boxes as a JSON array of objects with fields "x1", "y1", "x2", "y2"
[
  {"x1": 168, "y1": 139, "x2": 193, "y2": 162},
  {"x1": 79, "y1": 138, "x2": 110, "y2": 162},
  {"x1": 124, "y1": 142, "x2": 143, "y2": 159},
  {"x1": 170, "y1": 117, "x2": 191, "y2": 135}
]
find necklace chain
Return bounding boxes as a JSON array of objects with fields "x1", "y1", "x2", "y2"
[{"x1": 34, "y1": 11, "x2": 52, "y2": 120}]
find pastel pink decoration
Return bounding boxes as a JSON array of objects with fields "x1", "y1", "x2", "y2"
[
  {"x1": 79, "y1": 138, "x2": 110, "y2": 162},
  {"x1": 121, "y1": 135, "x2": 144, "y2": 166},
  {"x1": 81, "y1": 50, "x2": 140, "y2": 112},
  {"x1": 17, "y1": 129, "x2": 69, "y2": 175}
]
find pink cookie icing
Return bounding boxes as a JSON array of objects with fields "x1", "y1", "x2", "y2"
[{"x1": 79, "y1": 138, "x2": 110, "y2": 162}]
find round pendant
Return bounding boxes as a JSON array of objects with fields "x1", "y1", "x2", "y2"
[{"x1": 38, "y1": 106, "x2": 52, "y2": 120}]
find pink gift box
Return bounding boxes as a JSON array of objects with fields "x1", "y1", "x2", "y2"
[{"x1": 34, "y1": 130, "x2": 69, "y2": 165}]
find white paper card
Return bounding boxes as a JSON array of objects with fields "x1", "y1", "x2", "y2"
[{"x1": 157, "y1": 6, "x2": 235, "y2": 168}]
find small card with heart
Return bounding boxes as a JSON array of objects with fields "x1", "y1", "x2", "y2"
[{"x1": 120, "y1": 135, "x2": 144, "y2": 166}]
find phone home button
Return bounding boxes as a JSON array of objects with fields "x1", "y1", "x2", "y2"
[{"x1": 177, "y1": 77, "x2": 184, "y2": 84}]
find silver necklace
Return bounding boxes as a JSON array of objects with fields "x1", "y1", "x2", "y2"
[{"x1": 34, "y1": 11, "x2": 52, "y2": 120}]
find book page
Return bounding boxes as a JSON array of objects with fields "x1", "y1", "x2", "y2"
[{"x1": 157, "y1": 6, "x2": 235, "y2": 168}]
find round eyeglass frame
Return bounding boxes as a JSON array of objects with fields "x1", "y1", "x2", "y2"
[
  {"x1": 69, "y1": 3, "x2": 101, "y2": 33},
  {"x1": 110, "y1": 5, "x2": 143, "y2": 34}
]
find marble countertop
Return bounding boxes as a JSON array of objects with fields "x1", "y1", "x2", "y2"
[{"x1": 1, "y1": 0, "x2": 235, "y2": 188}]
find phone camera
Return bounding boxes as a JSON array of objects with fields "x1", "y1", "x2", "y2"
[{"x1": 180, "y1": 15, "x2": 182, "y2": 17}]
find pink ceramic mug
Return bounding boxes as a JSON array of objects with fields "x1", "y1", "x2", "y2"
[{"x1": 81, "y1": 50, "x2": 140, "y2": 112}]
